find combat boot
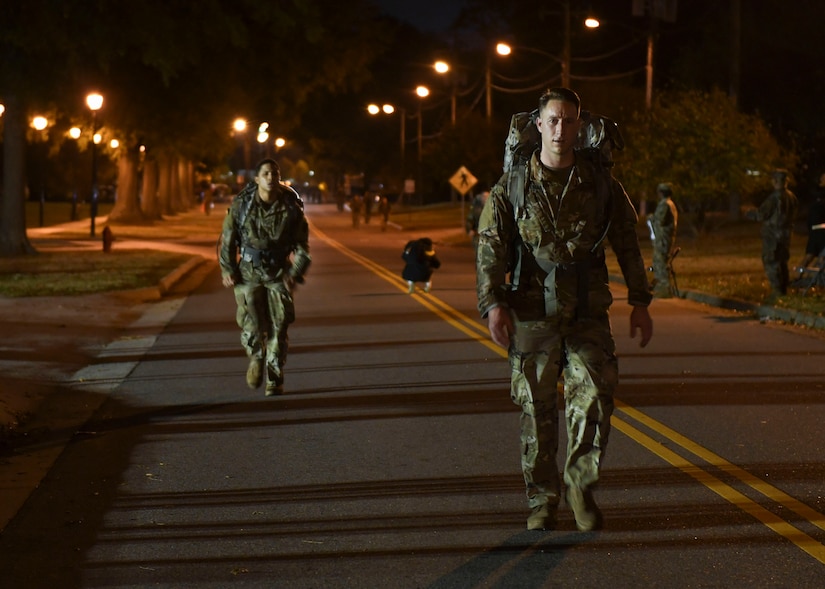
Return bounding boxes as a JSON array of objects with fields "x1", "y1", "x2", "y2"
[
  {"x1": 246, "y1": 357, "x2": 263, "y2": 389},
  {"x1": 265, "y1": 384, "x2": 283, "y2": 397},
  {"x1": 566, "y1": 486, "x2": 603, "y2": 531},
  {"x1": 526, "y1": 504, "x2": 556, "y2": 531}
]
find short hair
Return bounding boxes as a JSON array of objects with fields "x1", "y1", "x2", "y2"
[
  {"x1": 255, "y1": 158, "x2": 280, "y2": 178},
  {"x1": 539, "y1": 87, "x2": 581, "y2": 116},
  {"x1": 772, "y1": 168, "x2": 788, "y2": 181}
]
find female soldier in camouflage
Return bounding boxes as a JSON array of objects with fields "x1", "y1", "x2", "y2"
[{"x1": 219, "y1": 158, "x2": 311, "y2": 396}]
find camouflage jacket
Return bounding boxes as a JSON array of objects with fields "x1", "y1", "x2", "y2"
[
  {"x1": 652, "y1": 197, "x2": 678, "y2": 242},
  {"x1": 476, "y1": 151, "x2": 651, "y2": 320},
  {"x1": 757, "y1": 188, "x2": 798, "y2": 242},
  {"x1": 219, "y1": 183, "x2": 311, "y2": 286}
]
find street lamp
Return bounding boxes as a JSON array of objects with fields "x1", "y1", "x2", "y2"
[
  {"x1": 367, "y1": 102, "x2": 406, "y2": 181},
  {"x1": 233, "y1": 117, "x2": 251, "y2": 182},
  {"x1": 433, "y1": 61, "x2": 457, "y2": 125},
  {"x1": 86, "y1": 92, "x2": 103, "y2": 237},
  {"x1": 415, "y1": 85, "x2": 429, "y2": 164},
  {"x1": 68, "y1": 127, "x2": 81, "y2": 220},
  {"x1": 496, "y1": 41, "x2": 568, "y2": 84},
  {"x1": 31, "y1": 116, "x2": 49, "y2": 227},
  {"x1": 584, "y1": 17, "x2": 654, "y2": 109}
]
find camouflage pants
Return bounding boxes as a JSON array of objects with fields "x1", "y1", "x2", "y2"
[
  {"x1": 233, "y1": 281, "x2": 295, "y2": 387},
  {"x1": 762, "y1": 238, "x2": 791, "y2": 295},
  {"x1": 652, "y1": 236, "x2": 675, "y2": 295},
  {"x1": 509, "y1": 313, "x2": 618, "y2": 509}
]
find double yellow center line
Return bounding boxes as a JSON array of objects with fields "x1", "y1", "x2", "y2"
[{"x1": 311, "y1": 222, "x2": 825, "y2": 564}]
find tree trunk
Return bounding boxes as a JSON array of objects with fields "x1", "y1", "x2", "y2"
[
  {"x1": 158, "y1": 154, "x2": 174, "y2": 216},
  {"x1": 0, "y1": 93, "x2": 36, "y2": 256},
  {"x1": 107, "y1": 147, "x2": 146, "y2": 224},
  {"x1": 170, "y1": 155, "x2": 183, "y2": 213},
  {"x1": 141, "y1": 157, "x2": 161, "y2": 220}
]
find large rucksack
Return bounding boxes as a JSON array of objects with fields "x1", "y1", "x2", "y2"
[
  {"x1": 501, "y1": 109, "x2": 625, "y2": 305},
  {"x1": 216, "y1": 182, "x2": 304, "y2": 263}
]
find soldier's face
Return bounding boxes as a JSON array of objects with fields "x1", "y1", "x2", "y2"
[
  {"x1": 255, "y1": 163, "x2": 278, "y2": 192},
  {"x1": 536, "y1": 100, "x2": 580, "y2": 157}
]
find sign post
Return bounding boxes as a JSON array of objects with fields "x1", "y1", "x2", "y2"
[{"x1": 449, "y1": 166, "x2": 478, "y2": 230}]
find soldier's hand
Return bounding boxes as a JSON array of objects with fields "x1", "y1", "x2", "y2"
[
  {"x1": 222, "y1": 274, "x2": 235, "y2": 287},
  {"x1": 284, "y1": 275, "x2": 296, "y2": 292},
  {"x1": 630, "y1": 305, "x2": 653, "y2": 348},
  {"x1": 488, "y1": 306, "x2": 514, "y2": 348}
]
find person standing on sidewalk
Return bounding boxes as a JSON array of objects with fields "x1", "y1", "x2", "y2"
[
  {"x1": 476, "y1": 87, "x2": 653, "y2": 532},
  {"x1": 754, "y1": 169, "x2": 798, "y2": 297},
  {"x1": 648, "y1": 182, "x2": 678, "y2": 297},
  {"x1": 219, "y1": 158, "x2": 311, "y2": 396},
  {"x1": 796, "y1": 172, "x2": 825, "y2": 271}
]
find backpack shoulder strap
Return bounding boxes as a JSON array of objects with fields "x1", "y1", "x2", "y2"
[{"x1": 506, "y1": 162, "x2": 529, "y2": 214}]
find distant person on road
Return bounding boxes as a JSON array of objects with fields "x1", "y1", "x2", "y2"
[
  {"x1": 349, "y1": 194, "x2": 363, "y2": 229},
  {"x1": 377, "y1": 194, "x2": 391, "y2": 231},
  {"x1": 751, "y1": 169, "x2": 798, "y2": 297},
  {"x1": 402, "y1": 237, "x2": 441, "y2": 293},
  {"x1": 796, "y1": 172, "x2": 825, "y2": 271},
  {"x1": 476, "y1": 87, "x2": 653, "y2": 532},
  {"x1": 219, "y1": 158, "x2": 311, "y2": 397},
  {"x1": 647, "y1": 182, "x2": 678, "y2": 297}
]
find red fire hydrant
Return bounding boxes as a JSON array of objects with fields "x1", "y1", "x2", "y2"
[{"x1": 102, "y1": 226, "x2": 114, "y2": 253}]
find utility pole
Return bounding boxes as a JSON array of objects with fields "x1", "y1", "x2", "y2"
[
  {"x1": 729, "y1": 0, "x2": 741, "y2": 106},
  {"x1": 561, "y1": 0, "x2": 571, "y2": 87}
]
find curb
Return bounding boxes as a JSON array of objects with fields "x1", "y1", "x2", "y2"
[
  {"x1": 158, "y1": 256, "x2": 209, "y2": 296},
  {"x1": 609, "y1": 274, "x2": 825, "y2": 331},
  {"x1": 128, "y1": 256, "x2": 210, "y2": 300}
]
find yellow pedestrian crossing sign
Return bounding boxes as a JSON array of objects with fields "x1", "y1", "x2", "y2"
[{"x1": 449, "y1": 166, "x2": 478, "y2": 196}]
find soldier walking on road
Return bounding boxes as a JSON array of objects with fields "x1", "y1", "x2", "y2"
[
  {"x1": 476, "y1": 88, "x2": 653, "y2": 532},
  {"x1": 219, "y1": 158, "x2": 311, "y2": 396},
  {"x1": 648, "y1": 182, "x2": 678, "y2": 298}
]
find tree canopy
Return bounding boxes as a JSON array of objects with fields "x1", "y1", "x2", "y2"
[{"x1": 616, "y1": 88, "x2": 797, "y2": 232}]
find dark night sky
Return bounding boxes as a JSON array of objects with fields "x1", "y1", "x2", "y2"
[{"x1": 372, "y1": 0, "x2": 467, "y2": 32}]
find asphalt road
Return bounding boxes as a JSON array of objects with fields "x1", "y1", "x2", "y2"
[{"x1": 1, "y1": 203, "x2": 824, "y2": 588}]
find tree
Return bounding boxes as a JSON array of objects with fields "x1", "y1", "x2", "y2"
[
  {"x1": 617, "y1": 88, "x2": 798, "y2": 233},
  {"x1": 1, "y1": 0, "x2": 387, "y2": 255}
]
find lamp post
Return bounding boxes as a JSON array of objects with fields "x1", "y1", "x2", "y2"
[
  {"x1": 69, "y1": 126, "x2": 81, "y2": 220},
  {"x1": 233, "y1": 118, "x2": 250, "y2": 183},
  {"x1": 367, "y1": 102, "x2": 406, "y2": 186},
  {"x1": 31, "y1": 116, "x2": 48, "y2": 227},
  {"x1": 86, "y1": 92, "x2": 103, "y2": 238},
  {"x1": 414, "y1": 86, "x2": 429, "y2": 204},
  {"x1": 495, "y1": 41, "x2": 568, "y2": 85},
  {"x1": 584, "y1": 17, "x2": 654, "y2": 109},
  {"x1": 434, "y1": 61, "x2": 457, "y2": 126}
]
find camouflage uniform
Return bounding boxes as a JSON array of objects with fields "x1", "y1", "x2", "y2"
[
  {"x1": 757, "y1": 180, "x2": 798, "y2": 295},
  {"x1": 650, "y1": 186, "x2": 678, "y2": 297},
  {"x1": 219, "y1": 183, "x2": 311, "y2": 391},
  {"x1": 476, "y1": 151, "x2": 651, "y2": 513}
]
